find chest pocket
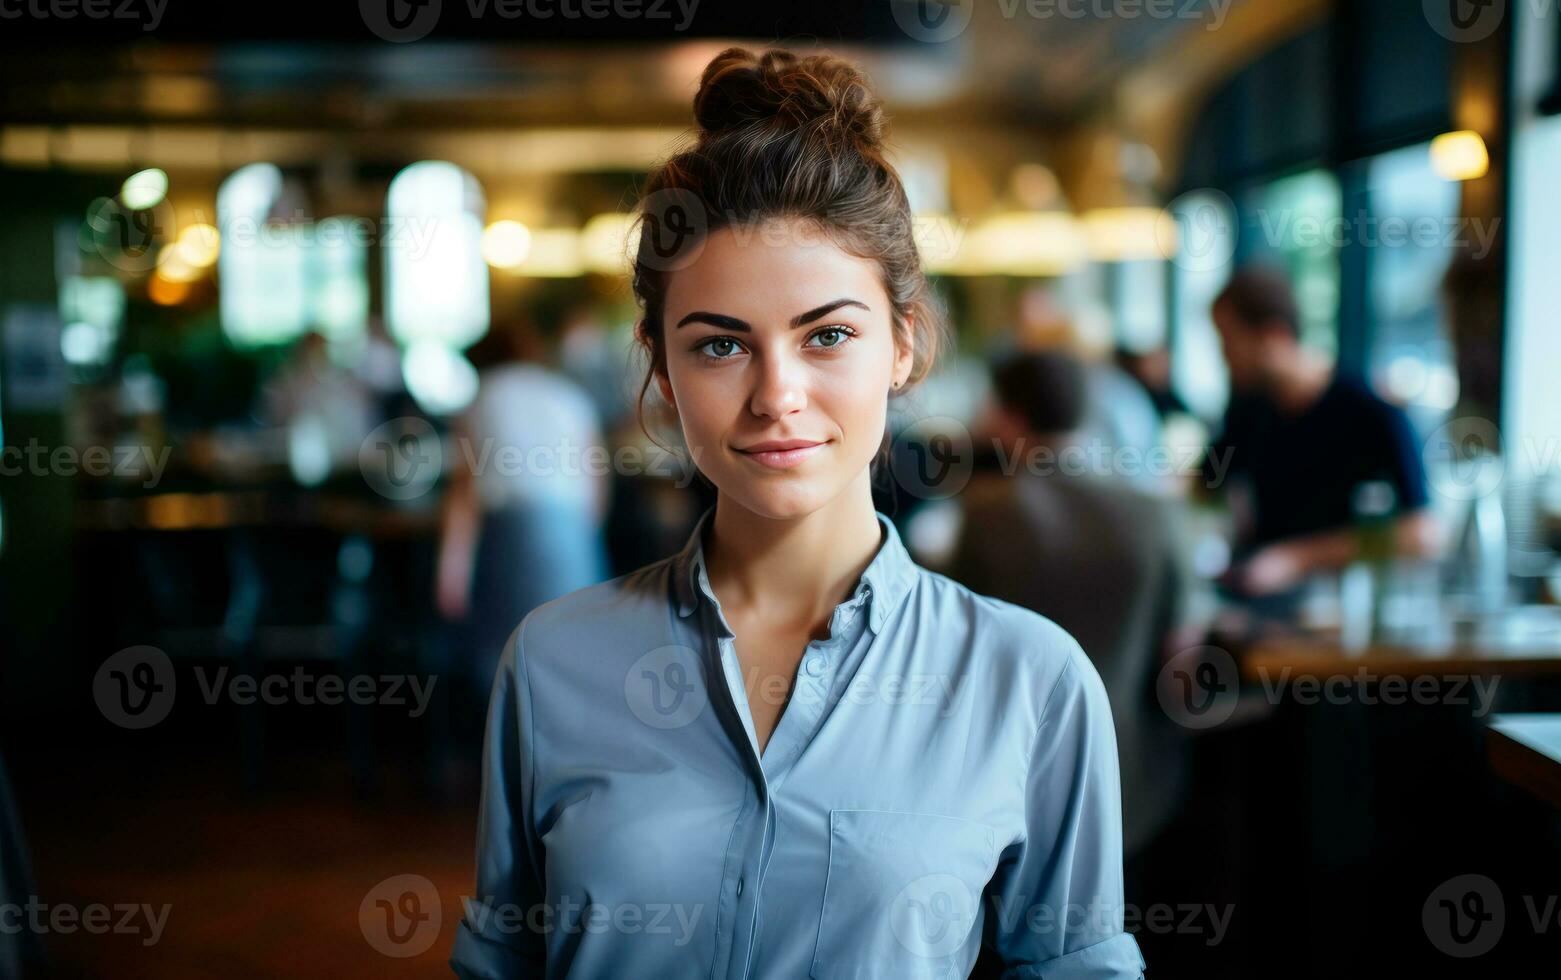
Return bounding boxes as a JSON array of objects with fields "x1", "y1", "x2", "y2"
[{"x1": 810, "y1": 808, "x2": 999, "y2": 980}]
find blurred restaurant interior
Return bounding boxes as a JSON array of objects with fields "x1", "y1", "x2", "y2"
[{"x1": 2, "y1": 0, "x2": 1561, "y2": 976}]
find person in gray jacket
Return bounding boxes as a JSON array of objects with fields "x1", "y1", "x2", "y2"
[{"x1": 949, "y1": 349, "x2": 1195, "y2": 861}]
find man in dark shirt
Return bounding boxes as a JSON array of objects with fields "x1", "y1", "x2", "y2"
[{"x1": 1201, "y1": 266, "x2": 1441, "y2": 597}]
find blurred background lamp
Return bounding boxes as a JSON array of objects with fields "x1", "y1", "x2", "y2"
[
  {"x1": 580, "y1": 213, "x2": 634, "y2": 275},
  {"x1": 482, "y1": 219, "x2": 532, "y2": 269},
  {"x1": 1082, "y1": 207, "x2": 1178, "y2": 261},
  {"x1": 1430, "y1": 130, "x2": 1490, "y2": 181},
  {"x1": 147, "y1": 274, "x2": 191, "y2": 306},
  {"x1": 515, "y1": 228, "x2": 584, "y2": 277},
  {"x1": 402, "y1": 340, "x2": 480, "y2": 416},
  {"x1": 120, "y1": 167, "x2": 168, "y2": 210},
  {"x1": 174, "y1": 222, "x2": 221, "y2": 267},
  {"x1": 60, "y1": 321, "x2": 111, "y2": 365}
]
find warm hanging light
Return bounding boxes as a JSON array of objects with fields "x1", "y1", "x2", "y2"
[{"x1": 1430, "y1": 131, "x2": 1490, "y2": 181}]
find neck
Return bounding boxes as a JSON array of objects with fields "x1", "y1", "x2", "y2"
[
  {"x1": 1266, "y1": 349, "x2": 1332, "y2": 416},
  {"x1": 704, "y1": 470, "x2": 884, "y2": 630}
]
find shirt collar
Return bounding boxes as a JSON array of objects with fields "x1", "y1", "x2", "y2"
[{"x1": 672, "y1": 505, "x2": 918, "y2": 634}]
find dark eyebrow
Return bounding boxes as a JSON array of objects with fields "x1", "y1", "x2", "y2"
[{"x1": 674, "y1": 298, "x2": 870, "y2": 331}]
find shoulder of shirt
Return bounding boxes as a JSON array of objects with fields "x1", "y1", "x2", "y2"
[
  {"x1": 909, "y1": 564, "x2": 1098, "y2": 702},
  {"x1": 503, "y1": 555, "x2": 682, "y2": 663}
]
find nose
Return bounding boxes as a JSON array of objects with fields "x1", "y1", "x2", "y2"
[{"x1": 747, "y1": 348, "x2": 807, "y2": 420}]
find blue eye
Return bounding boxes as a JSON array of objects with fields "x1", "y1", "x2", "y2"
[
  {"x1": 807, "y1": 326, "x2": 855, "y2": 349},
  {"x1": 695, "y1": 336, "x2": 743, "y2": 360}
]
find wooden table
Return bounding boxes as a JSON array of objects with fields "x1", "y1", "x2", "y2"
[
  {"x1": 1236, "y1": 607, "x2": 1561, "y2": 682},
  {"x1": 1487, "y1": 714, "x2": 1561, "y2": 810}
]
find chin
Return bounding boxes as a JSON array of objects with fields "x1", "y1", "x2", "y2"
[{"x1": 713, "y1": 474, "x2": 837, "y2": 523}]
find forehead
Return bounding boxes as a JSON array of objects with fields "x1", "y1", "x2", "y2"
[{"x1": 663, "y1": 218, "x2": 887, "y2": 320}]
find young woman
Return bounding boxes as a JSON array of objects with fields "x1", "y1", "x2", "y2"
[{"x1": 451, "y1": 47, "x2": 1143, "y2": 980}]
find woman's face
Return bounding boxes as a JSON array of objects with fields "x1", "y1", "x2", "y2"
[{"x1": 657, "y1": 218, "x2": 914, "y2": 521}]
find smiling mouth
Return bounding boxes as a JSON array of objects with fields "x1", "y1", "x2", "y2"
[{"x1": 734, "y1": 440, "x2": 829, "y2": 470}]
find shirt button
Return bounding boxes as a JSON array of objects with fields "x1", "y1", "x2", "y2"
[
  {"x1": 736, "y1": 876, "x2": 745, "y2": 896},
  {"x1": 804, "y1": 657, "x2": 827, "y2": 677}
]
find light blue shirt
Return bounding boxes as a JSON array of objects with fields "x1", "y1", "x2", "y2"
[{"x1": 451, "y1": 506, "x2": 1144, "y2": 979}]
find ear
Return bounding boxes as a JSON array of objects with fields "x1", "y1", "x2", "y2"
[
  {"x1": 892, "y1": 314, "x2": 915, "y2": 389},
  {"x1": 655, "y1": 367, "x2": 676, "y2": 410}
]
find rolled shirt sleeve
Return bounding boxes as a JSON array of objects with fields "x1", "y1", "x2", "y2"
[
  {"x1": 984, "y1": 644, "x2": 1146, "y2": 979},
  {"x1": 451, "y1": 618, "x2": 549, "y2": 979}
]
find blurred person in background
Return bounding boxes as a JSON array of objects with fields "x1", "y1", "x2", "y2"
[
  {"x1": 1202, "y1": 266, "x2": 1442, "y2": 603},
  {"x1": 257, "y1": 330, "x2": 378, "y2": 478},
  {"x1": 1115, "y1": 344, "x2": 1190, "y2": 422},
  {"x1": 435, "y1": 318, "x2": 610, "y2": 703},
  {"x1": 949, "y1": 350, "x2": 1196, "y2": 869},
  {"x1": 1010, "y1": 285, "x2": 1165, "y2": 492}
]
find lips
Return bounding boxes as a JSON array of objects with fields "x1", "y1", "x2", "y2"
[
  {"x1": 734, "y1": 438, "x2": 828, "y2": 470},
  {"x1": 737, "y1": 439, "x2": 824, "y2": 453}
]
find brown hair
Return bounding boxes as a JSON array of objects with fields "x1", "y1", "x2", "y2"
[
  {"x1": 1213, "y1": 264, "x2": 1301, "y2": 340},
  {"x1": 629, "y1": 46, "x2": 948, "y2": 438}
]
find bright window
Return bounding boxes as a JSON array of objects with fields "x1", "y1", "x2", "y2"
[{"x1": 383, "y1": 161, "x2": 489, "y2": 349}]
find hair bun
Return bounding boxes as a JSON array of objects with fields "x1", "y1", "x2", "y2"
[{"x1": 692, "y1": 47, "x2": 886, "y2": 152}]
